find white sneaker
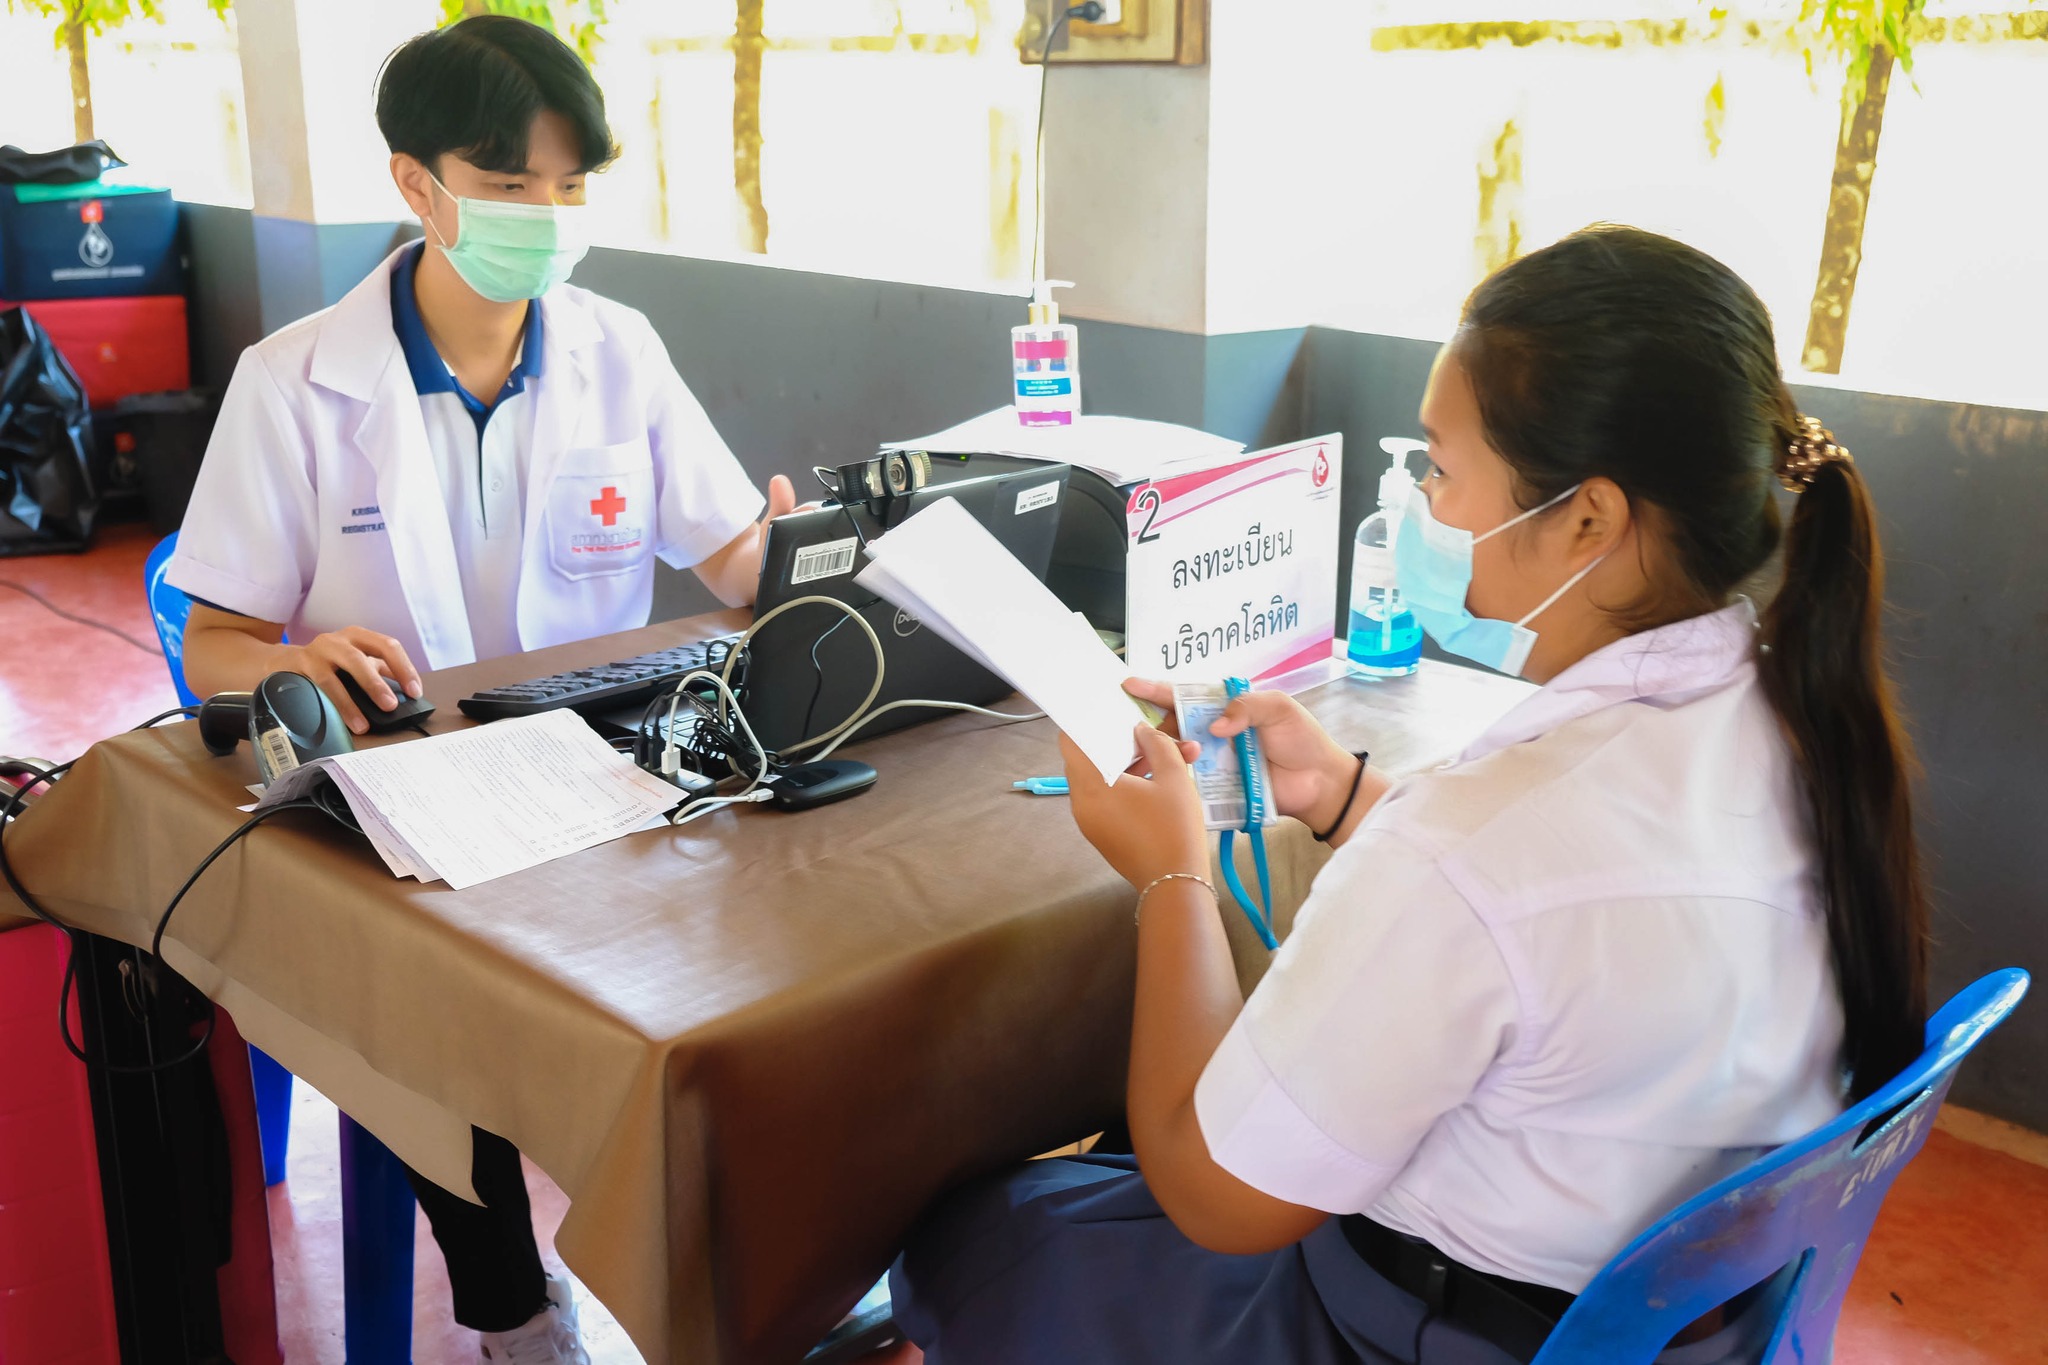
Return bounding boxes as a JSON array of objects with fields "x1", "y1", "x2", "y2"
[{"x1": 477, "y1": 1273, "x2": 592, "y2": 1365}]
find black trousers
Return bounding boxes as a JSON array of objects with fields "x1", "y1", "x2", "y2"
[{"x1": 401, "y1": 1127, "x2": 549, "y2": 1334}]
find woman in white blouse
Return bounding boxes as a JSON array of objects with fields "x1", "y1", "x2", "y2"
[{"x1": 888, "y1": 226, "x2": 1930, "y2": 1364}]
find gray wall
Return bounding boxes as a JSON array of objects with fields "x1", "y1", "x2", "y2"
[
  {"x1": 181, "y1": 205, "x2": 415, "y2": 392},
  {"x1": 575, "y1": 249, "x2": 1303, "y2": 619},
  {"x1": 1302, "y1": 329, "x2": 2047, "y2": 1130},
  {"x1": 180, "y1": 211, "x2": 2043, "y2": 1127}
]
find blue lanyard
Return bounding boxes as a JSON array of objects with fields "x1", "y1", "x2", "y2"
[{"x1": 1217, "y1": 677, "x2": 1277, "y2": 950}]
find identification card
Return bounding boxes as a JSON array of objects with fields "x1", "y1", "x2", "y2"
[{"x1": 1172, "y1": 680, "x2": 1276, "y2": 831}]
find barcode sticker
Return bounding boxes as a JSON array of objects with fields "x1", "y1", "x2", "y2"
[
  {"x1": 1015, "y1": 481, "x2": 1061, "y2": 515},
  {"x1": 257, "y1": 725, "x2": 301, "y2": 776},
  {"x1": 791, "y1": 536, "x2": 860, "y2": 584}
]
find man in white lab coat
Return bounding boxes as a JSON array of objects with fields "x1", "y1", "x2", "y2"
[{"x1": 168, "y1": 17, "x2": 791, "y2": 1362}]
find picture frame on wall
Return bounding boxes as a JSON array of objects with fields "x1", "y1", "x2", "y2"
[{"x1": 1020, "y1": 0, "x2": 1208, "y2": 66}]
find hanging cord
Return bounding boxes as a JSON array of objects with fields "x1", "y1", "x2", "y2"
[
  {"x1": 813, "y1": 466, "x2": 873, "y2": 553},
  {"x1": 0, "y1": 706, "x2": 329, "y2": 1074},
  {"x1": 1219, "y1": 824, "x2": 1277, "y2": 951},
  {"x1": 1214, "y1": 678, "x2": 1278, "y2": 950},
  {"x1": 1029, "y1": 3, "x2": 1105, "y2": 287},
  {"x1": 716, "y1": 593, "x2": 886, "y2": 752}
]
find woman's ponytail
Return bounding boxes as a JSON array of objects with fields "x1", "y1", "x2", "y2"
[
  {"x1": 1457, "y1": 229, "x2": 1931, "y2": 1101},
  {"x1": 1755, "y1": 414, "x2": 1929, "y2": 1100}
]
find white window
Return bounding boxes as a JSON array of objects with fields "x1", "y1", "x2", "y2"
[
  {"x1": 587, "y1": 0, "x2": 1044, "y2": 292},
  {"x1": 1210, "y1": 0, "x2": 2048, "y2": 413}
]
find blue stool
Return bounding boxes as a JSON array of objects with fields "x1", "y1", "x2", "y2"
[
  {"x1": 1533, "y1": 968, "x2": 2030, "y2": 1364},
  {"x1": 146, "y1": 532, "x2": 419, "y2": 1363}
]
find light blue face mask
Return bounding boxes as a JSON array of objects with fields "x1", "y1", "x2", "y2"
[{"x1": 1393, "y1": 482, "x2": 1606, "y2": 677}]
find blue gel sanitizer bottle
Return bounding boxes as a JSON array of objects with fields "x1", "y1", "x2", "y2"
[{"x1": 1346, "y1": 437, "x2": 1424, "y2": 677}]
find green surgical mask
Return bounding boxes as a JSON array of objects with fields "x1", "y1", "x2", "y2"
[{"x1": 426, "y1": 172, "x2": 590, "y2": 303}]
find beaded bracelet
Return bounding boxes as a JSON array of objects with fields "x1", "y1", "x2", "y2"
[{"x1": 1313, "y1": 751, "x2": 1372, "y2": 843}]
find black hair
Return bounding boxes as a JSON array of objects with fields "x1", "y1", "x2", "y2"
[
  {"x1": 375, "y1": 15, "x2": 618, "y2": 177},
  {"x1": 1454, "y1": 225, "x2": 1928, "y2": 1102}
]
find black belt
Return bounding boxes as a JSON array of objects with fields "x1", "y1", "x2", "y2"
[{"x1": 1339, "y1": 1216, "x2": 1575, "y2": 1363}]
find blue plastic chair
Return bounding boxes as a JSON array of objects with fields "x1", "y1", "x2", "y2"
[
  {"x1": 1531, "y1": 967, "x2": 2030, "y2": 1364},
  {"x1": 146, "y1": 532, "x2": 419, "y2": 1363}
]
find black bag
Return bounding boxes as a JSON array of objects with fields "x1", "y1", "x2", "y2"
[
  {"x1": 0, "y1": 306, "x2": 99, "y2": 555},
  {"x1": 0, "y1": 140, "x2": 127, "y2": 185}
]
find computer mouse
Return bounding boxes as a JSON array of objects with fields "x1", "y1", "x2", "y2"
[{"x1": 336, "y1": 670, "x2": 437, "y2": 733}]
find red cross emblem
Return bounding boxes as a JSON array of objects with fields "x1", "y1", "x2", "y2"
[
  {"x1": 1311, "y1": 451, "x2": 1331, "y2": 487},
  {"x1": 589, "y1": 486, "x2": 628, "y2": 526}
]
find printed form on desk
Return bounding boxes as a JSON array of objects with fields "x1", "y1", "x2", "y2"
[
  {"x1": 854, "y1": 494, "x2": 1146, "y2": 784},
  {"x1": 252, "y1": 710, "x2": 681, "y2": 889}
]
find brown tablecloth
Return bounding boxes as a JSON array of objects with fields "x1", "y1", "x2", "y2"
[{"x1": 1, "y1": 616, "x2": 1529, "y2": 1364}]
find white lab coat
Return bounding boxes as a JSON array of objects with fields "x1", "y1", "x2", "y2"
[{"x1": 167, "y1": 246, "x2": 763, "y2": 670}]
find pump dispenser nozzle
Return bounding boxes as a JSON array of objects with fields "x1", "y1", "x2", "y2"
[
  {"x1": 1028, "y1": 279, "x2": 1074, "y2": 326},
  {"x1": 1377, "y1": 436, "x2": 1427, "y2": 511}
]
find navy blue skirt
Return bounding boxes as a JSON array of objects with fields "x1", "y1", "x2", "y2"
[{"x1": 889, "y1": 1154, "x2": 1526, "y2": 1365}]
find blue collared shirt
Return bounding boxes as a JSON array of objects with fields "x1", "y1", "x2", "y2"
[{"x1": 390, "y1": 241, "x2": 543, "y2": 437}]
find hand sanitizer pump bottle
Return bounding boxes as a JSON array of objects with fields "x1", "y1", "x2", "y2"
[
  {"x1": 1013, "y1": 279, "x2": 1081, "y2": 427},
  {"x1": 1347, "y1": 437, "x2": 1425, "y2": 677}
]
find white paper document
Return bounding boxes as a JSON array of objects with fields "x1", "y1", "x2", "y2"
[
  {"x1": 854, "y1": 495, "x2": 1143, "y2": 783},
  {"x1": 253, "y1": 710, "x2": 680, "y2": 890},
  {"x1": 880, "y1": 408, "x2": 1246, "y2": 486}
]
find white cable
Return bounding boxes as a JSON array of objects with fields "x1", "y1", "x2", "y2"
[
  {"x1": 695, "y1": 595, "x2": 1040, "y2": 775},
  {"x1": 719, "y1": 594, "x2": 886, "y2": 749},
  {"x1": 660, "y1": 668, "x2": 772, "y2": 823},
  {"x1": 809, "y1": 699, "x2": 1045, "y2": 761},
  {"x1": 671, "y1": 788, "x2": 774, "y2": 829}
]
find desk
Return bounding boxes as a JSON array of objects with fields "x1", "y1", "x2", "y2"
[{"x1": 1, "y1": 615, "x2": 1530, "y2": 1364}]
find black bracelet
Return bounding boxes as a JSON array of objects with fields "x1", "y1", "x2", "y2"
[{"x1": 1313, "y1": 751, "x2": 1371, "y2": 843}]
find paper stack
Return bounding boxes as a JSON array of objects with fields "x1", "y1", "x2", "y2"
[
  {"x1": 854, "y1": 495, "x2": 1144, "y2": 783},
  {"x1": 880, "y1": 408, "x2": 1246, "y2": 486},
  {"x1": 253, "y1": 710, "x2": 680, "y2": 890}
]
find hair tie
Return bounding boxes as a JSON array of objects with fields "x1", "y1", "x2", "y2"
[{"x1": 1778, "y1": 415, "x2": 1853, "y2": 491}]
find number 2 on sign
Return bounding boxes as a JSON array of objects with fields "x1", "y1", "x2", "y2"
[{"x1": 1132, "y1": 484, "x2": 1163, "y2": 544}]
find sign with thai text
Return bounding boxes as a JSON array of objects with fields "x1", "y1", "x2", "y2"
[{"x1": 1124, "y1": 436, "x2": 1343, "y2": 682}]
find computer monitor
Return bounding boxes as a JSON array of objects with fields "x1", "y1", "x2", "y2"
[{"x1": 739, "y1": 461, "x2": 1073, "y2": 752}]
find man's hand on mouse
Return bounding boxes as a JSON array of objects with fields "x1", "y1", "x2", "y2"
[{"x1": 279, "y1": 628, "x2": 423, "y2": 735}]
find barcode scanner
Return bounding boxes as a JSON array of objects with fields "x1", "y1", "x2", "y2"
[{"x1": 198, "y1": 671, "x2": 355, "y2": 786}]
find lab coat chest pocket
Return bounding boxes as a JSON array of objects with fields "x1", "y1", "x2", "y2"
[{"x1": 546, "y1": 441, "x2": 656, "y2": 581}]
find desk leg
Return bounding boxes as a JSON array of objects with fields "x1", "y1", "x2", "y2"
[{"x1": 339, "y1": 1111, "x2": 416, "y2": 1365}]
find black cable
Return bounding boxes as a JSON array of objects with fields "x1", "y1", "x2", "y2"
[
  {"x1": 134, "y1": 704, "x2": 205, "y2": 729},
  {"x1": 642, "y1": 683, "x2": 773, "y2": 787},
  {"x1": 814, "y1": 466, "x2": 872, "y2": 553},
  {"x1": 1, "y1": 761, "x2": 78, "y2": 933},
  {"x1": 802, "y1": 613, "x2": 855, "y2": 740},
  {"x1": 1029, "y1": 3, "x2": 1104, "y2": 287},
  {"x1": 0, "y1": 704, "x2": 286, "y2": 1075},
  {"x1": 149, "y1": 800, "x2": 323, "y2": 965},
  {"x1": 0, "y1": 577, "x2": 164, "y2": 656},
  {"x1": 1, "y1": 760, "x2": 107, "y2": 1070}
]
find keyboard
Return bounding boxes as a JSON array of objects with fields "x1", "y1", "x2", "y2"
[{"x1": 457, "y1": 634, "x2": 746, "y2": 722}]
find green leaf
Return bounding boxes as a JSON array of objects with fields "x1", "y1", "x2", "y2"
[{"x1": 439, "y1": 0, "x2": 607, "y2": 63}]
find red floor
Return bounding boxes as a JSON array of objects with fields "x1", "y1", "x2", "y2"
[{"x1": 5, "y1": 527, "x2": 2045, "y2": 1364}]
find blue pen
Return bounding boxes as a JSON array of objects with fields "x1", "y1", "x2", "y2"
[{"x1": 1013, "y1": 776, "x2": 1069, "y2": 796}]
